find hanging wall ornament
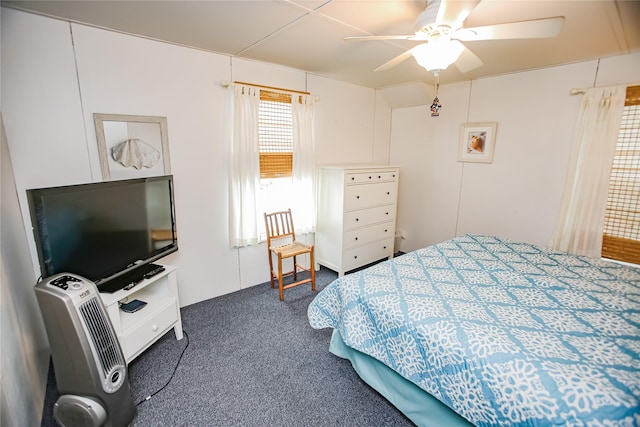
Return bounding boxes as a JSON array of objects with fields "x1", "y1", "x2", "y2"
[
  {"x1": 430, "y1": 96, "x2": 442, "y2": 117},
  {"x1": 430, "y1": 72, "x2": 442, "y2": 117},
  {"x1": 111, "y1": 138, "x2": 160, "y2": 169}
]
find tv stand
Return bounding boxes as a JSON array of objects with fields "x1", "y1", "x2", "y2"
[
  {"x1": 99, "y1": 263, "x2": 165, "y2": 293},
  {"x1": 99, "y1": 264, "x2": 182, "y2": 363}
]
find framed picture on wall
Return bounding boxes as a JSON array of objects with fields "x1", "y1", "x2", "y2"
[
  {"x1": 458, "y1": 122, "x2": 497, "y2": 163},
  {"x1": 94, "y1": 113, "x2": 171, "y2": 181}
]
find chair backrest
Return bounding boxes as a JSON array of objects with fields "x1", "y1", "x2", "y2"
[{"x1": 264, "y1": 209, "x2": 296, "y2": 247}]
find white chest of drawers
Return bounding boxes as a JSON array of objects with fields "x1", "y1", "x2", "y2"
[{"x1": 316, "y1": 165, "x2": 399, "y2": 276}]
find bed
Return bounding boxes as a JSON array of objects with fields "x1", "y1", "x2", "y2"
[{"x1": 308, "y1": 234, "x2": 640, "y2": 426}]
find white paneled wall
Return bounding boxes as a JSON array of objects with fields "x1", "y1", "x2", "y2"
[
  {"x1": 309, "y1": 74, "x2": 379, "y2": 165},
  {"x1": 455, "y1": 62, "x2": 597, "y2": 246},
  {"x1": 3, "y1": 9, "x2": 388, "y2": 308},
  {"x1": 372, "y1": 90, "x2": 393, "y2": 164},
  {"x1": 1, "y1": 120, "x2": 50, "y2": 427},
  {"x1": 390, "y1": 81, "x2": 469, "y2": 251},
  {"x1": 232, "y1": 57, "x2": 307, "y2": 92},
  {"x1": 1, "y1": 12, "x2": 89, "y2": 199},
  {"x1": 71, "y1": 23, "x2": 240, "y2": 305},
  {"x1": 390, "y1": 54, "x2": 640, "y2": 252}
]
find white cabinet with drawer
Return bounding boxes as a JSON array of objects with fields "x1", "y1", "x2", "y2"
[
  {"x1": 100, "y1": 265, "x2": 183, "y2": 363},
  {"x1": 316, "y1": 165, "x2": 399, "y2": 276}
]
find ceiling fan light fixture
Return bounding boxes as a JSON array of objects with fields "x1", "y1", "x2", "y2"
[{"x1": 412, "y1": 39, "x2": 465, "y2": 72}]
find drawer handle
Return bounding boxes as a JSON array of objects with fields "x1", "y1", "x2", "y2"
[
  {"x1": 387, "y1": 192, "x2": 390, "y2": 195},
  {"x1": 354, "y1": 255, "x2": 358, "y2": 259},
  {"x1": 386, "y1": 212, "x2": 389, "y2": 215},
  {"x1": 384, "y1": 229, "x2": 388, "y2": 233},
  {"x1": 351, "y1": 177, "x2": 355, "y2": 180},
  {"x1": 368, "y1": 176, "x2": 372, "y2": 179},
  {"x1": 355, "y1": 218, "x2": 359, "y2": 221},
  {"x1": 378, "y1": 175, "x2": 381, "y2": 179},
  {"x1": 355, "y1": 237, "x2": 358, "y2": 240},
  {"x1": 393, "y1": 174, "x2": 396, "y2": 177},
  {"x1": 383, "y1": 246, "x2": 387, "y2": 249},
  {"x1": 356, "y1": 195, "x2": 360, "y2": 199},
  {"x1": 152, "y1": 324, "x2": 159, "y2": 332}
]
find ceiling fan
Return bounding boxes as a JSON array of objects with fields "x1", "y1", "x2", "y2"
[{"x1": 345, "y1": 0, "x2": 565, "y2": 74}]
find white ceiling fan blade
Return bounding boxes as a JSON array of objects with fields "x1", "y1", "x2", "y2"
[
  {"x1": 344, "y1": 34, "x2": 425, "y2": 42},
  {"x1": 454, "y1": 16, "x2": 565, "y2": 41},
  {"x1": 374, "y1": 48, "x2": 416, "y2": 72},
  {"x1": 454, "y1": 47, "x2": 484, "y2": 73},
  {"x1": 435, "y1": 0, "x2": 481, "y2": 27}
]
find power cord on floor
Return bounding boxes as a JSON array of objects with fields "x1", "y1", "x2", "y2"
[{"x1": 135, "y1": 330, "x2": 190, "y2": 406}]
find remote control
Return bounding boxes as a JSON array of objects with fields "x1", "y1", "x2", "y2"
[{"x1": 143, "y1": 266, "x2": 165, "y2": 279}]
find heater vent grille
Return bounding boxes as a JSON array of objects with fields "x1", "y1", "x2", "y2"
[{"x1": 79, "y1": 297, "x2": 125, "y2": 381}]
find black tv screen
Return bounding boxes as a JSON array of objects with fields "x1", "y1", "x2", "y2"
[{"x1": 27, "y1": 175, "x2": 178, "y2": 292}]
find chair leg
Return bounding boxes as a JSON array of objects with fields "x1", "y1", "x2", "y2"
[
  {"x1": 293, "y1": 255, "x2": 298, "y2": 281},
  {"x1": 310, "y1": 248, "x2": 316, "y2": 292},
  {"x1": 268, "y1": 250, "x2": 275, "y2": 288},
  {"x1": 277, "y1": 255, "x2": 284, "y2": 301}
]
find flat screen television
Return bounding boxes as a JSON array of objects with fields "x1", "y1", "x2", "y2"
[{"x1": 27, "y1": 175, "x2": 178, "y2": 293}]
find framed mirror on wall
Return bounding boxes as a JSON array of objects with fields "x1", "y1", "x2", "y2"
[{"x1": 94, "y1": 113, "x2": 171, "y2": 181}]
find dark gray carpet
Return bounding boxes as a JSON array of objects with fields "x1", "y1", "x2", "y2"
[{"x1": 42, "y1": 266, "x2": 414, "y2": 426}]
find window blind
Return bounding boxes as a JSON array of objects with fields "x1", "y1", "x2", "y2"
[
  {"x1": 258, "y1": 91, "x2": 293, "y2": 179},
  {"x1": 233, "y1": 82, "x2": 309, "y2": 180},
  {"x1": 602, "y1": 85, "x2": 640, "y2": 264}
]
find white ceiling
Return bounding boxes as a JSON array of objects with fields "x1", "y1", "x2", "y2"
[{"x1": 3, "y1": 0, "x2": 639, "y2": 89}]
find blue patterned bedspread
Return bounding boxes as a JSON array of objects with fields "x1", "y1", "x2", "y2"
[{"x1": 308, "y1": 235, "x2": 640, "y2": 426}]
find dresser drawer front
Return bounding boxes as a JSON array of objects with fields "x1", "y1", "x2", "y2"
[
  {"x1": 344, "y1": 182, "x2": 396, "y2": 210},
  {"x1": 376, "y1": 170, "x2": 399, "y2": 181},
  {"x1": 121, "y1": 302, "x2": 177, "y2": 358},
  {"x1": 345, "y1": 222, "x2": 394, "y2": 249},
  {"x1": 346, "y1": 170, "x2": 399, "y2": 184},
  {"x1": 346, "y1": 172, "x2": 376, "y2": 184},
  {"x1": 344, "y1": 238, "x2": 394, "y2": 270},
  {"x1": 344, "y1": 205, "x2": 395, "y2": 229}
]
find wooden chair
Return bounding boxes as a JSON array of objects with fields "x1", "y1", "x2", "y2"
[{"x1": 264, "y1": 209, "x2": 315, "y2": 301}]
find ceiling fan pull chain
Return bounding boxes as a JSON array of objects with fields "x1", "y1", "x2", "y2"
[{"x1": 431, "y1": 72, "x2": 442, "y2": 117}]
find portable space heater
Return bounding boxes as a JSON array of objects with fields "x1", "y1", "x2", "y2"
[{"x1": 34, "y1": 273, "x2": 136, "y2": 427}]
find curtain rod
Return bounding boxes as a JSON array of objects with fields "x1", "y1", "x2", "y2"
[
  {"x1": 570, "y1": 83, "x2": 640, "y2": 96},
  {"x1": 220, "y1": 80, "x2": 310, "y2": 95},
  {"x1": 220, "y1": 80, "x2": 319, "y2": 101}
]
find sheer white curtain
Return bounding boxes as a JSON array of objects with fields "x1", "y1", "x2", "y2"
[
  {"x1": 228, "y1": 84, "x2": 261, "y2": 248},
  {"x1": 550, "y1": 85, "x2": 626, "y2": 257},
  {"x1": 291, "y1": 94, "x2": 316, "y2": 234}
]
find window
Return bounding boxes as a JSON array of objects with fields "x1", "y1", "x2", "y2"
[
  {"x1": 602, "y1": 85, "x2": 640, "y2": 265},
  {"x1": 253, "y1": 84, "x2": 315, "y2": 237},
  {"x1": 257, "y1": 89, "x2": 294, "y2": 224},
  {"x1": 228, "y1": 81, "x2": 316, "y2": 247},
  {"x1": 258, "y1": 90, "x2": 293, "y2": 179}
]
